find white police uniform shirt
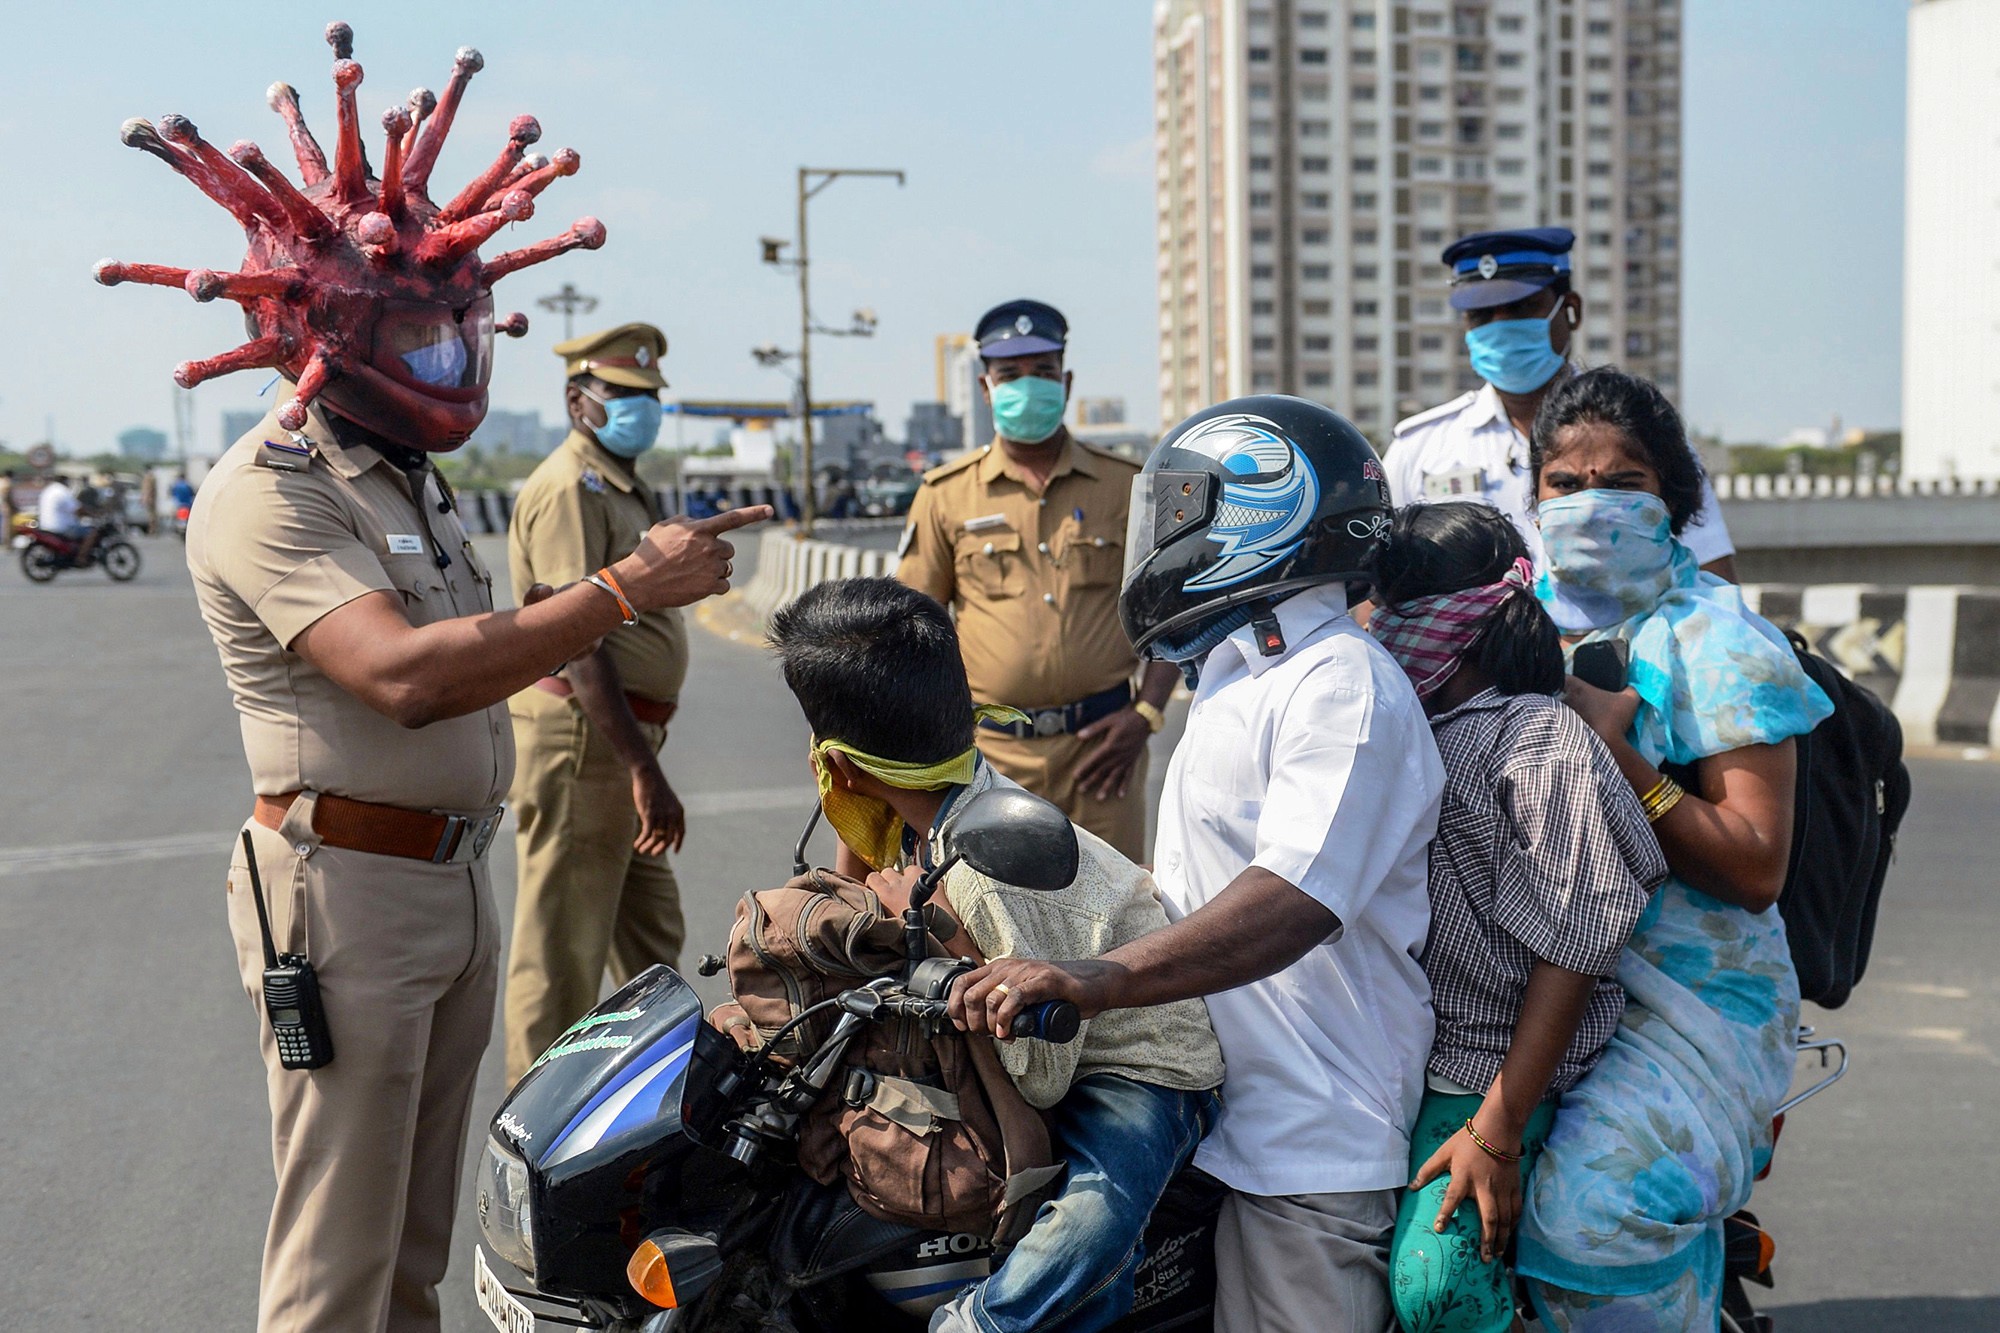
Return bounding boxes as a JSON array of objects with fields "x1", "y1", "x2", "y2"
[
  {"x1": 1152, "y1": 583, "x2": 1443, "y2": 1195},
  {"x1": 1387, "y1": 382, "x2": 1736, "y2": 567}
]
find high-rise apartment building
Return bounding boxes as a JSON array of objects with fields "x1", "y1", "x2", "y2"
[
  {"x1": 1903, "y1": 0, "x2": 2000, "y2": 482},
  {"x1": 1154, "y1": 0, "x2": 1682, "y2": 441}
]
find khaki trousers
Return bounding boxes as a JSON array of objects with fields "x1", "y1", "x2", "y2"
[
  {"x1": 974, "y1": 727, "x2": 1150, "y2": 862},
  {"x1": 1212, "y1": 1187, "x2": 1400, "y2": 1333},
  {"x1": 504, "y1": 686, "x2": 685, "y2": 1083},
  {"x1": 226, "y1": 794, "x2": 499, "y2": 1333}
]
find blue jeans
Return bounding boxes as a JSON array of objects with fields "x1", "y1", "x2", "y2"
[{"x1": 932, "y1": 1074, "x2": 1221, "y2": 1333}]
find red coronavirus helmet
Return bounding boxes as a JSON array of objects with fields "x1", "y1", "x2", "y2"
[{"x1": 96, "y1": 21, "x2": 606, "y2": 451}]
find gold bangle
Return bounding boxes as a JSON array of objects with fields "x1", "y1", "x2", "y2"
[
  {"x1": 1642, "y1": 776, "x2": 1685, "y2": 823},
  {"x1": 1132, "y1": 699, "x2": 1167, "y2": 734},
  {"x1": 1463, "y1": 1119, "x2": 1523, "y2": 1163}
]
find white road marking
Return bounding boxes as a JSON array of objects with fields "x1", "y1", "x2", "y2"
[{"x1": 0, "y1": 786, "x2": 817, "y2": 879}]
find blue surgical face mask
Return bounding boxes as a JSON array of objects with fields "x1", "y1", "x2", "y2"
[
  {"x1": 988, "y1": 374, "x2": 1067, "y2": 444},
  {"x1": 1533, "y1": 488, "x2": 1690, "y2": 631},
  {"x1": 1464, "y1": 304, "x2": 1568, "y2": 395},
  {"x1": 400, "y1": 339, "x2": 468, "y2": 388},
  {"x1": 582, "y1": 389, "x2": 663, "y2": 458}
]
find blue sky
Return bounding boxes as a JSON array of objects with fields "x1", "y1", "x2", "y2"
[{"x1": 0, "y1": 1, "x2": 1904, "y2": 457}]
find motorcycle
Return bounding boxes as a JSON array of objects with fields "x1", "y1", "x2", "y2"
[
  {"x1": 15, "y1": 516, "x2": 141, "y2": 583},
  {"x1": 471, "y1": 784, "x2": 1850, "y2": 1333},
  {"x1": 472, "y1": 786, "x2": 1227, "y2": 1333}
]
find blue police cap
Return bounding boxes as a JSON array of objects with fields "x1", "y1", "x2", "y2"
[
  {"x1": 975, "y1": 299, "x2": 1068, "y2": 359},
  {"x1": 1441, "y1": 226, "x2": 1574, "y2": 311}
]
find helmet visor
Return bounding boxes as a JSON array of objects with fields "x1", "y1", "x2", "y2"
[
  {"x1": 374, "y1": 295, "x2": 494, "y2": 390},
  {"x1": 1121, "y1": 470, "x2": 1214, "y2": 593}
]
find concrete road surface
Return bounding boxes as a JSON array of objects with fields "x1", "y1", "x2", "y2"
[{"x1": 0, "y1": 535, "x2": 1994, "y2": 1330}]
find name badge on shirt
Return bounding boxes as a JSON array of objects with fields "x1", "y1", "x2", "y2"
[
  {"x1": 386, "y1": 533, "x2": 425, "y2": 555},
  {"x1": 962, "y1": 513, "x2": 1009, "y2": 534},
  {"x1": 1422, "y1": 466, "x2": 1488, "y2": 500}
]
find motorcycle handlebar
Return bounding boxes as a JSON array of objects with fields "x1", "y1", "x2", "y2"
[{"x1": 880, "y1": 994, "x2": 1080, "y2": 1044}]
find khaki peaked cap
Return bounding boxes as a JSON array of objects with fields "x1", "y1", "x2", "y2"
[{"x1": 555, "y1": 322, "x2": 669, "y2": 389}]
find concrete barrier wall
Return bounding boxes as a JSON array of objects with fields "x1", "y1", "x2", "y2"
[
  {"x1": 740, "y1": 527, "x2": 900, "y2": 624},
  {"x1": 1746, "y1": 585, "x2": 2000, "y2": 750}
]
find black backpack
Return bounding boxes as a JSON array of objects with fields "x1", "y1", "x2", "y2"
[{"x1": 1773, "y1": 631, "x2": 1911, "y2": 1008}]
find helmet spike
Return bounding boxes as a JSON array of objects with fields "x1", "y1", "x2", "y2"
[
  {"x1": 324, "y1": 20, "x2": 354, "y2": 60},
  {"x1": 277, "y1": 348, "x2": 337, "y2": 431},
  {"x1": 497, "y1": 311, "x2": 530, "y2": 338},
  {"x1": 183, "y1": 267, "x2": 307, "y2": 305},
  {"x1": 156, "y1": 115, "x2": 281, "y2": 231},
  {"x1": 403, "y1": 47, "x2": 483, "y2": 195},
  {"x1": 404, "y1": 88, "x2": 437, "y2": 155},
  {"x1": 123, "y1": 119, "x2": 270, "y2": 233},
  {"x1": 94, "y1": 258, "x2": 194, "y2": 290},
  {"x1": 500, "y1": 148, "x2": 579, "y2": 205},
  {"x1": 175, "y1": 333, "x2": 289, "y2": 390},
  {"x1": 329, "y1": 58, "x2": 369, "y2": 205},
  {"x1": 419, "y1": 189, "x2": 533, "y2": 267},
  {"x1": 378, "y1": 106, "x2": 413, "y2": 219},
  {"x1": 264, "y1": 83, "x2": 329, "y2": 186},
  {"x1": 229, "y1": 140, "x2": 336, "y2": 243},
  {"x1": 481, "y1": 217, "x2": 606, "y2": 284},
  {"x1": 437, "y1": 116, "x2": 540, "y2": 224}
]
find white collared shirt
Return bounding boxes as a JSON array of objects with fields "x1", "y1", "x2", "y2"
[
  {"x1": 1386, "y1": 383, "x2": 1736, "y2": 566},
  {"x1": 1152, "y1": 584, "x2": 1444, "y2": 1195}
]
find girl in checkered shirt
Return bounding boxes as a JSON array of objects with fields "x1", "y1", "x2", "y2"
[{"x1": 1369, "y1": 503, "x2": 1667, "y2": 1333}]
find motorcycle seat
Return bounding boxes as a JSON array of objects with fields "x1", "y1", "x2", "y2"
[{"x1": 769, "y1": 1177, "x2": 925, "y2": 1288}]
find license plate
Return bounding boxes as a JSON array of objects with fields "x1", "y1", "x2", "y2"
[
  {"x1": 10, "y1": 536, "x2": 27, "y2": 549},
  {"x1": 474, "y1": 1247, "x2": 537, "y2": 1333}
]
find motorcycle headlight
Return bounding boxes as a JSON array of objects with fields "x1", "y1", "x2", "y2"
[{"x1": 477, "y1": 1135, "x2": 537, "y2": 1276}]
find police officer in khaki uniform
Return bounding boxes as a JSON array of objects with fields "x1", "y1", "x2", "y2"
[
  {"x1": 187, "y1": 392, "x2": 764, "y2": 1332},
  {"x1": 894, "y1": 300, "x2": 1179, "y2": 862},
  {"x1": 504, "y1": 323, "x2": 690, "y2": 1082}
]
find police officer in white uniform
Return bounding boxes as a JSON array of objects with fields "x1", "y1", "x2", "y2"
[{"x1": 1386, "y1": 226, "x2": 1737, "y2": 579}]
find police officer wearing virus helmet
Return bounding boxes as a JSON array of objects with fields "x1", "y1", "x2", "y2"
[
  {"x1": 503, "y1": 322, "x2": 692, "y2": 1084},
  {"x1": 104, "y1": 25, "x2": 769, "y2": 1330},
  {"x1": 952, "y1": 397, "x2": 1444, "y2": 1330},
  {"x1": 892, "y1": 300, "x2": 1180, "y2": 863},
  {"x1": 1387, "y1": 226, "x2": 1738, "y2": 579}
]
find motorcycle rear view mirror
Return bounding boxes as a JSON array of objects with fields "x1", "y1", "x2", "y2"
[{"x1": 938, "y1": 787, "x2": 1080, "y2": 892}]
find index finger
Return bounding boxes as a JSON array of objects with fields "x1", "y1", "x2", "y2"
[{"x1": 689, "y1": 505, "x2": 774, "y2": 534}]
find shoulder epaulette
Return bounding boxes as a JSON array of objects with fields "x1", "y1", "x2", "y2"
[
  {"x1": 922, "y1": 446, "x2": 989, "y2": 484},
  {"x1": 256, "y1": 435, "x2": 316, "y2": 473},
  {"x1": 1392, "y1": 391, "x2": 1478, "y2": 438}
]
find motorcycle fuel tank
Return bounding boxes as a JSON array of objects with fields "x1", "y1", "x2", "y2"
[{"x1": 483, "y1": 965, "x2": 739, "y2": 1314}]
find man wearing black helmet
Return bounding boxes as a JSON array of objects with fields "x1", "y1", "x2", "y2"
[{"x1": 953, "y1": 397, "x2": 1443, "y2": 1330}]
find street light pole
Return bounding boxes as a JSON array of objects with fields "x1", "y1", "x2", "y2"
[{"x1": 792, "y1": 166, "x2": 903, "y2": 535}]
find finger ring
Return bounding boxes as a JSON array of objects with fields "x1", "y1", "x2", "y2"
[{"x1": 990, "y1": 983, "x2": 1011, "y2": 1000}]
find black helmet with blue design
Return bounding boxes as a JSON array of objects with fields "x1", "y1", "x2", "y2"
[{"x1": 1119, "y1": 395, "x2": 1389, "y2": 663}]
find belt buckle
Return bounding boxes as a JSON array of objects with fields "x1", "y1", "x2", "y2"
[
  {"x1": 433, "y1": 809, "x2": 503, "y2": 864},
  {"x1": 1032, "y1": 708, "x2": 1064, "y2": 738}
]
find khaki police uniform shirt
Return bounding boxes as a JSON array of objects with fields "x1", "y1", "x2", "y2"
[
  {"x1": 897, "y1": 437, "x2": 1140, "y2": 711},
  {"x1": 507, "y1": 430, "x2": 688, "y2": 704},
  {"x1": 185, "y1": 406, "x2": 512, "y2": 812}
]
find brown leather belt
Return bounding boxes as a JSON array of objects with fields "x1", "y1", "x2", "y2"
[
  {"x1": 535, "y1": 675, "x2": 678, "y2": 726},
  {"x1": 253, "y1": 791, "x2": 504, "y2": 865}
]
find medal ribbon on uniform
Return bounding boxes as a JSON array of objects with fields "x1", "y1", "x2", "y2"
[{"x1": 810, "y1": 705, "x2": 1028, "y2": 870}]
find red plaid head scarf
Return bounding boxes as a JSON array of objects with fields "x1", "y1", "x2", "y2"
[{"x1": 1369, "y1": 556, "x2": 1535, "y2": 699}]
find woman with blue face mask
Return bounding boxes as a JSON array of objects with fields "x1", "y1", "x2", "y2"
[{"x1": 1509, "y1": 368, "x2": 1832, "y2": 1331}]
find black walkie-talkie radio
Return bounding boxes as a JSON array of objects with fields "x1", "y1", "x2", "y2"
[{"x1": 241, "y1": 830, "x2": 334, "y2": 1070}]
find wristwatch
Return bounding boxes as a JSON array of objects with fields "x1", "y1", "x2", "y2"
[{"x1": 1132, "y1": 700, "x2": 1167, "y2": 734}]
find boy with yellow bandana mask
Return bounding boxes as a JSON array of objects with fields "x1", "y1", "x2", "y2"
[{"x1": 769, "y1": 578, "x2": 1223, "y2": 1333}]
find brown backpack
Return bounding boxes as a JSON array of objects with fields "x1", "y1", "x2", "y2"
[{"x1": 722, "y1": 868, "x2": 1062, "y2": 1241}]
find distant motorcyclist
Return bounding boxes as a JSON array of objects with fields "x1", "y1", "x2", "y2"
[
  {"x1": 37, "y1": 473, "x2": 104, "y2": 566},
  {"x1": 768, "y1": 576, "x2": 1223, "y2": 1333}
]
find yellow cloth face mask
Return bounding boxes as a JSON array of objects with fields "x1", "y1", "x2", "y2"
[{"x1": 811, "y1": 705, "x2": 1028, "y2": 871}]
